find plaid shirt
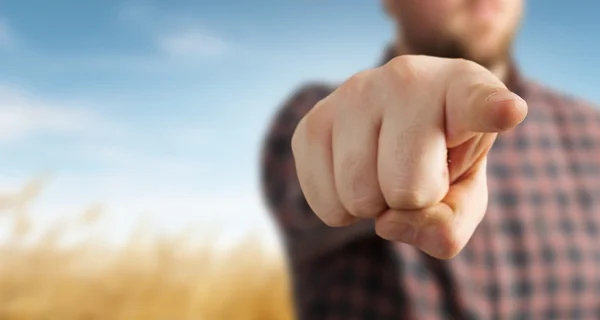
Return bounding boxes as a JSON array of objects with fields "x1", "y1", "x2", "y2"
[{"x1": 261, "y1": 48, "x2": 600, "y2": 320}]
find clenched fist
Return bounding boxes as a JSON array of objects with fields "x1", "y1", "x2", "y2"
[{"x1": 291, "y1": 55, "x2": 528, "y2": 259}]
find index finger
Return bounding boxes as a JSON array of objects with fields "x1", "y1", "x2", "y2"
[{"x1": 444, "y1": 61, "x2": 528, "y2": 148}]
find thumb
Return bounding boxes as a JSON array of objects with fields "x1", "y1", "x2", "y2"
[{"x1": 445, "y1": 71, "x2": 528, "y2": 147}]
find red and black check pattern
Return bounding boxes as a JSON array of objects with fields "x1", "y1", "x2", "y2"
[{"x1": 261, "y1": 49, "x2": 600, "y2": 319}]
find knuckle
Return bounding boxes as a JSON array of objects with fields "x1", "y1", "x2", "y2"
[
  {"x1": 384, "y1": 55, "x2": 422, "y2": 85},
  {"x1": 301, "y1": 103, "x2": 329, "y2": 140},
  {"x1": 454, "y1": 57, "x2": 475, "y2": 69},
  {"x1": 452, "y1": 58, "x2": 486, "y2": 75},
  {"x1": 341, "y1": 70, "x2": 373, "y2": 96},
  {"x1": 385, "y1": 187, "x2": 436, "y2": 210},
  {"x1": 386, "y1": 55, "x2": 414, "y2": 70}
]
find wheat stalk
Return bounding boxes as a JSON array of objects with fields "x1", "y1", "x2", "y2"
[{"x1": 0, "y1": 178, "x2": 294, "y2": 320}]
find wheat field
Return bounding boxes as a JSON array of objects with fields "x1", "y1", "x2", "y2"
[{"x1": 0, "y1": 178, "x2": 295, "y2": 320}]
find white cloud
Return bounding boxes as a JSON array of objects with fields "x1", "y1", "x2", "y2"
[
  {"x1": 118, "y1": 2, "x2": 229, "y2": 59},
  {"x1": 0, "y1": 19, "x2": 14, "y2": 48},
  {"x1": 0, "y1": 85, "x2": 117, "y2": 143},
  {"x1": 157, "y1": 28, "x2": 228, "y2": 58}
]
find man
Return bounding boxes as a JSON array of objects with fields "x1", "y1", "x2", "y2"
[{"x1": 261, "y1": 0, "x2": 600, "y2": 319}]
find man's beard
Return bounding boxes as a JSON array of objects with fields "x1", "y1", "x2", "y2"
[{"x1": 403, "y1": 32, "x2": 514, "y2": 70}]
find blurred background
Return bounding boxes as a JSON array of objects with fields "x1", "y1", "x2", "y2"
[{"x1": 0, "y1": 1, "x2": 598, "y2": 319}]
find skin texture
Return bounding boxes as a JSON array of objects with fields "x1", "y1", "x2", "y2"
[{"x1": 291, "y1": 0, "x2": 528, "y2": 259}]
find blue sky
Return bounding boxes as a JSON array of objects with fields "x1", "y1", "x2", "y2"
[{"x1": 0, "y1": 0, "x2": 599, "y2": 247}]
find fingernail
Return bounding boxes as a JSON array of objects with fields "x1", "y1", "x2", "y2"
[
  {"x1": 419, "y1": 226, "x2": 444, "y2": 257},
  {"x1": 396, "y1": 223, "x2": 416, "y2": 244},
  {"x1": 486, "y1": 91, "x2": 524, "y2": 104}
]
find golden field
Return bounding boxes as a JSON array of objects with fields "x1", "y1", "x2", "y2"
[{"x1": 0, "y1": 178, "x2": 295, "y2": 320}]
